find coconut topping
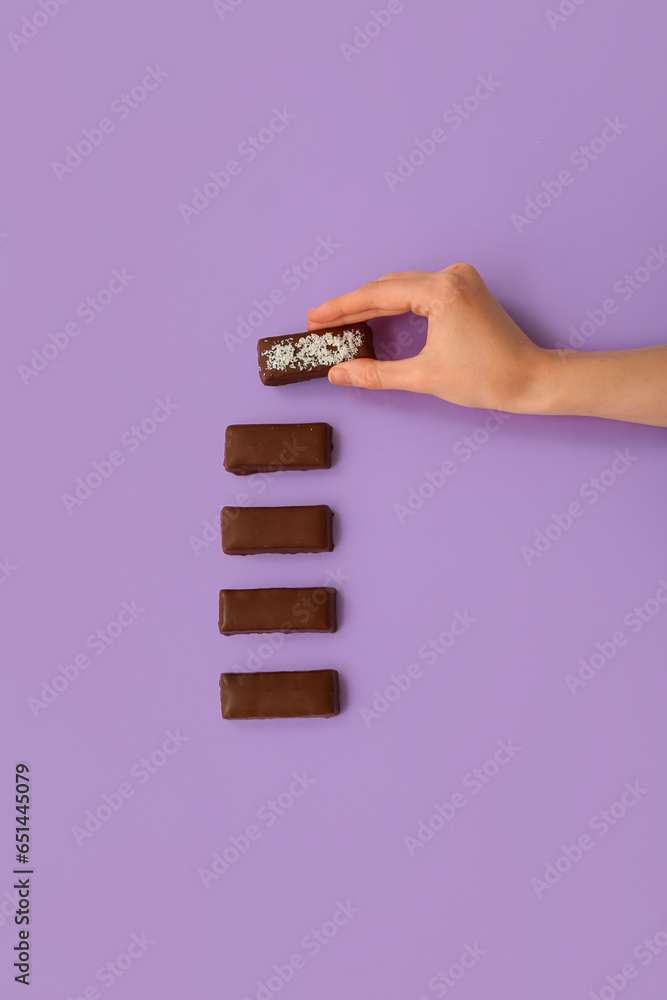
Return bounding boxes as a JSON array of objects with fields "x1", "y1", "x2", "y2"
[{"x1": 261, "y1": 328, "x2": 363, "y2": 372}]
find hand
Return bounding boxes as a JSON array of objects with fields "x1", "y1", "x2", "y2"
[
  {"x1": 306, "y1": 264, "x2": 551, "y2": 413},
  {"x1": 307, "y1": 264, "x2": 667, "y2": 426}
]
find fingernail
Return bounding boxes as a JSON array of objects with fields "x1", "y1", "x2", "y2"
[{"x1": 329, "y1": 367, "x2": 350, "y2": 386}]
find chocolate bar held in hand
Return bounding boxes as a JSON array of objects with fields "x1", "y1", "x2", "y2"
[
  {"x1": 218, "y1": 587, "x2": 337, "y2": 634},
  {"x1": 222, "y1": 505, "x2": 334, "y2": 555},
  {"x1": 257, "y1": 322, "x2": 374, "y2": 385},
  {"x1": 224, "y1": 423, "x2": 332, "y2": 475},
  {"x1": 220, "y1": 669, "x2": 340, "y2": 719}
]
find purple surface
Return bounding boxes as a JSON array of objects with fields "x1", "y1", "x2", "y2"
[{"x1": 2, "y1": 1, "x2": 667, "y2": 997}]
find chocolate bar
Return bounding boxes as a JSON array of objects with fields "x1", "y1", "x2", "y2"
[
  {"x1": 257, "y1": 322, "x2": 375, "y2": 385},
  {"x1": 222, "y1": 505, "x2": 334, "y2": 555},
  {"x1": 220, "y1": 669, "x2": 340, "y2": 719},
  {"x1": 224, "y1": 423, "x2": 332, "y2": 475},
  {"x1": 218, "y1": 587, "x2": 337, "y2": 634}
]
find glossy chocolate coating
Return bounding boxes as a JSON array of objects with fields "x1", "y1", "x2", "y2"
[
  {"x1": 222, "y1": 505, "x2": 334, "y2": 554},
  {"x1": 257, "y1": 323, "x2": 375, "y2": 385},
  {"x1": 224, "y1": 423, "x2": 332, "y2": 475},
  {"x1": 218, "y1": 587, "x2": 337, "y2": 634},
  {"x1": 220, "y1": 669, "x2": 340, "y2": 719}
]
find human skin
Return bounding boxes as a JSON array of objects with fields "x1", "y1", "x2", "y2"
[{"x1": 306, "y1": 264, "x2": 667, "y2": 428}]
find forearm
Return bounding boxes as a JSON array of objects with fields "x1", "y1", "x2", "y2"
[{"x1": 523, "y1": 346, "x2": 667, "y2": 427}]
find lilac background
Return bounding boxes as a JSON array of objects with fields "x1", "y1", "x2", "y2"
[{"x1": 2, "y1": 0, "x2": 667, "y2": 997}]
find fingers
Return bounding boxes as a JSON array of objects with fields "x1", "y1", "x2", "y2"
[
  {"x1": 376, "y1": 270, "x2": 432, "y2": 282},
  {"x1": 307, "y1": 273, "x2": 435, "y2": 328},
  {"x1": 328, "y1": 356, "x2": 425, "y2": 393},
  {"x1": 307, "y1": 307, "x2": 397, "y2": 330}
]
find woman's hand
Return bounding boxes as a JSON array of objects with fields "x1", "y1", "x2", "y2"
[
  {"x1": 307, "y1": 263, "x2": 667, "y2": 427},
  {"x1": 307, "y1": 264, "x2": 551, "y2": 413}
]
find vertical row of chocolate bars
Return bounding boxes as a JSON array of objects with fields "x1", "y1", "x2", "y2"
[{"x1": 217, "y1": 319, "x2": 376, "y2": 720}]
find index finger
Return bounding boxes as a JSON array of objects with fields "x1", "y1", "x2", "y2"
[{"x1": 306, "y1": 272, "x2": 435, "y2": 329}]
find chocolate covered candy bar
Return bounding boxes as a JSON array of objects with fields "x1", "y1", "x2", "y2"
[
  {"x1": 218, "y1": 587, "x2": 337, "y2": 634},
  {"x1": 224, "y1": 423, "x2": 332, "y2": 475},
  {"x1": 222, "y1": 505, "x2": 333, "y2": 555},
  {"x1": 257, "y1": 322, "x2": 375, "y2": 385},
  {"x1": 220, "y1": 669, "x2": 340, "y2": 719}
]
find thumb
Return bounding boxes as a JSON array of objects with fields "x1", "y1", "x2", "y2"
[{"x1": 328, "y1": 356, "x2": 424, "y2": 392}]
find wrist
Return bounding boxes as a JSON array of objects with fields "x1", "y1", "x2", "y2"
[{"x1": 502, "y1": 347, "x2": 566, "y2": 416}]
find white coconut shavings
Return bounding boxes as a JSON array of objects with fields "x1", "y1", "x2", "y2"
[{"x1": 262, "y1": 328, "x2": 363, "y2": 372}]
